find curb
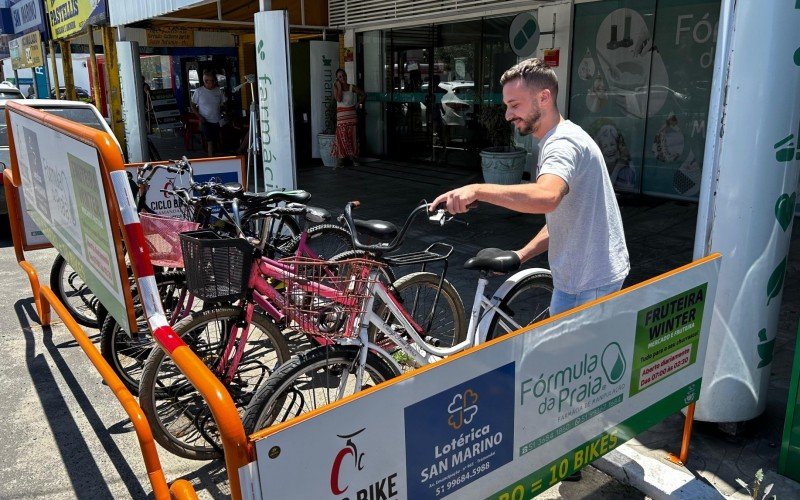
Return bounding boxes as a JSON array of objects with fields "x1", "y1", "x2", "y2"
[{"x1": 593, "y1": 444, "x2": 723, "y2": 499}]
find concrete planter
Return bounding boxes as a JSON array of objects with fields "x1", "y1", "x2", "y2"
[
  {"x1": 480, "y1": 146, "x2": 526, "y2": 184},
  {"x1": 318, "y1": 133, "x2": 337, "y2": 167}
]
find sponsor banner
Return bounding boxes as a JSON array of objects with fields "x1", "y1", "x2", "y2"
[
  {"x1": 124, "y1": 156, "x2": 244, "y2": 219},
  {"x1": 48, "y1": 0, "x2": 107, "y2": 40},
  {"x1": 244, "y1": 256, "x2": 720, "y2": 498},
  {"x1": 9, "y1": 30, "x2": 42, "y2": 69},
  {"x1": 148, "y1": 88, "x2": 181, "y2": 128},
  {"x1": 11, "y1": 0, "x2": 45, "y2": 34},
  {"x1": 145, "y1": 28, "x2": 194, "y2": 47},
  {"x1": 254, "y1": 10, "x2": 296, "y2": 191},
  {"x1": 309, "y1": 40, "x2": 338, "y2": 158},
  {"x1": 8, "y1": 109, "x2": 129, "y2": 330}
]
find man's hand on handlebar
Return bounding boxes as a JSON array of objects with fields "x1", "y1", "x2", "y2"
[{"x1": 430, "y1": 185, "x2": 480, "y2": 214}]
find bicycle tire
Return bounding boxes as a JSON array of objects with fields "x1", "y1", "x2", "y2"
[
  {"x1": 327, "y1": 248, "x2": 397, "y2": 284},
  {"x1": 369, "y1": 272, "x2": 466, "y2": 361},
  {"x1": 485, "y1": 272, "x2": 553, "y2": 341},
  {"x1": 242, "y1": 344, "x2": 398, "y2": 434},
  {"x1": 50, "y1": 254, "x2": 99, "y2": 328},
  {"x1": 280, "y1": 223, "x2": 353, "y2": 259},
  {"x1": 99, "y1": 270, "x2": 187, "y2": 394},
  {"x1": 140, "y1": 306, "x2": 290, "y2": 460}
]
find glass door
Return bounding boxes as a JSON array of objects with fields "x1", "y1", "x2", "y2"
[{"x1": 385, "y1": 26, "x2": 433, "y2": 161}]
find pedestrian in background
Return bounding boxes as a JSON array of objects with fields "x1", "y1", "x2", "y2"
[
  {"x1": 190, "y1": 70, "x2": 226, "y2": 157},
  {"x1": 331, "y1": 68, "x2": 365, "y2": 169}
]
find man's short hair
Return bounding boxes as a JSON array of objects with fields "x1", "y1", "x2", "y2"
[{"x1": 500, "y1": 58, "x2": 559, "y2": 97}]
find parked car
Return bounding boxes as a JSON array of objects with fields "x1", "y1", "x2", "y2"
[
  {"x1": 0, "y1": 99, "x2": 118, "y2": 218},
  {"x1": 49, "y1": 86, "x2": 92, "y2": 101},
  {"x1": 0, "y1": 81, "x2": 25, "y2": 101}
]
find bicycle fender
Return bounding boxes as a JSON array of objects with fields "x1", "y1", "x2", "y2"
[{"x1": 476, "y1": 267, "x2": 552, "y2": 342}]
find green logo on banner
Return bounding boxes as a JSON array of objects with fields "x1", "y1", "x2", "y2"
[
  {"x1": 601, "y1": 342, "x2": 626, "y2": 384},
  {"x1": 794, "y1": 47, "x2": 800, "y2": 67},
  {"x1": 775, "y1": 192, "x2": 796, "y2": 231},
  {"x1": 774, "y1": 124, "x2": 800, "y2": 162}
]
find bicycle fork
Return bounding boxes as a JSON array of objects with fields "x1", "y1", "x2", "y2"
[
  {"x1": 337, "y1": 275, "x2": 379, "y2": 399},
  {"x1": 217, "y1": 303, "x2": 254, "y2": 384}
]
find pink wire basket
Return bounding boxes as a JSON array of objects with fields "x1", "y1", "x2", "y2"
[{"x1": 139, "y1": 212, "x2": 200, "y2": 268}]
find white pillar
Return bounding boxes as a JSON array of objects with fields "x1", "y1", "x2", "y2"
[
  {"x1": 116, "y1": 42, "x2": 148, "y2": 163},
  {"x1": 693, "y1": 0, "x2": 800, "y2": 422}
]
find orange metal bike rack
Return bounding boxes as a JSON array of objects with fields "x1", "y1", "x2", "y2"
[{"x1": 4, "y1": 101, "x2": 253, "y2": 499}]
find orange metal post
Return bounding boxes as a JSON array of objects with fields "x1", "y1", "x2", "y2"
[{"x1": 667, "y1": 402, "x2": 696, "y2": 465}]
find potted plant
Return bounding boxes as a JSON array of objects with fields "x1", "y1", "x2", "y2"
[
  {"x1": 478, "y1": 104, "x2": 527, "y2": 184},
  {"x1": 318, "y1": 97, "x2": 338, "y2": 167}
]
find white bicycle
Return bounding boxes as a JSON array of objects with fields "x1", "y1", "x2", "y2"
[{"x1": 242, "y1": 201, "x2": 552, "y2": 432}]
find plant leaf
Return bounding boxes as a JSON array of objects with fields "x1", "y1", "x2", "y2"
[
  {"x1": 767, "y1": 258, "x2": 787, "y2": 305},
  {"x1": 736, "y1": 478, "x2": 749, "y2": 489},
  {"x1": 763, "y1": 483, "x2": 773, "y2": 496}
]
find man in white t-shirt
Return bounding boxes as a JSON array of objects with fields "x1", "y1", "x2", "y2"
[
  {"x1": 190, "y1": 70, "x2": 226, "y2": 156},
  {"x1": 432, "y1": 57, "x2": 629, "y2": 319}
]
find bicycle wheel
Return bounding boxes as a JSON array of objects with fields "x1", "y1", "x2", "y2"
[
  {"x1": 50, "y1": 254, "x2": 99, "y2": 328},
  {"x1": 100, "y1": 271, "x2": 186, "y2": 394},
  {"x1": 370, "y1": 272, "x2": 466, "y2": 357},
  {"x1": 486, "y1": 272, "x2": 553, "y2": 341},
  {"x1": 281, "y1": 223, "x2": 353, "y2": 259},
  {"x1": 139, "y1": 306, "x2": 290, "y2": 460},
  {"x1": 242, "y1": 345, "x2": 398, "y2": 434}
]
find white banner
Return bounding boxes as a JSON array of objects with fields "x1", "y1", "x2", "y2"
[
  {"x1": 11, "y1": 0, "x2": 44, "y2": 34},
  {"x1": 124, "y1": 157, "x2": 244, "y2": 218},
  {"x1": 254, "y1": 10, "x2": 296, "y2": 191},
  {"x1": 242, "y1": 256, "x2": 720, "y2": 499},
  {"x1": 309, "y1": 41, "x2": 339, "y2": 158},
  {"x1": 8, "y1": 108, "x2": 129, "y2": 330}
]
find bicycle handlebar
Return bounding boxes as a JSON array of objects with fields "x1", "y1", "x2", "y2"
[{"x1": 343, "y1": 201, "x2": 464, "y2": 253}]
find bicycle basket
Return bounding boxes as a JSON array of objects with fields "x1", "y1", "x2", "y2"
[
  {"x1": 140, "y1": 213, "x2": 200, "y2": 268},
  {"x1": 278, "y1": 257, "x2": 384, "y2": 338},
  {"x1": 179, "y1": 230, "x2": 256, "y2": 301}
]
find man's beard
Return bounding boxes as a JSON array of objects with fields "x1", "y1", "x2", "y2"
[{"x1": 515, "y1": 108, "x2": 541, "y2": 136}]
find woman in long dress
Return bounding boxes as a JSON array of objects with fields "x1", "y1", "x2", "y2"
[{"x1": 331, "y1": 69, "x2": 366, "y2": 169}]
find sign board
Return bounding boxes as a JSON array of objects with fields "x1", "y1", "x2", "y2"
[
  {"x1": 48, "y1": 0, "x2": 107, "y2": 40},
  {"x1": 254, "y1": 10, "x2": 296, "y2": 191},
  {"x1": 509, "y1": 12, "x2": 539, "y2": 57},
  {"x1": 124, "y1": 156, "x2": 244, "y2": 218},
  {"x1": 242, "y1": 255, "x2": 720, "y2": 499},
  {"x1": 11, "y1": 0, "x2": 45, "y2": 34},
  {"x1": 543, "y1": 48, "x2": 560, "y2": 67},
  {"x1": 9, "y1": 30, "x2": 42, "y2": 70},
  {"x1": 7, "y1": 105, "x2": 132, "y2": 331},
  {"x1": 145, "y1": 28, "x2": 194, "y2": 47},
  {"x1": 309, "y1": 40, "x2": 338, "y2": 158},
  {"x1": 148, "y1": 88, "x2": 181, "y2": 130}
]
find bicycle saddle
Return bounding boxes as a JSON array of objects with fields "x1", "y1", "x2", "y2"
[
  {"x1": 218, "y1": 182, "x2": 244, "y2": 196},
  {"x1": 254, "y1": 189, "x2": 312, "y2": 204},
  {"x1": 463, "y1": 248, "x2": 521, "y2": 274},
  {"x1": 286, "y1": 203, "x2": 331, "y2": 223},
  {"x1": 353, "y1": 218, "x2": 399, "y2": 241}
]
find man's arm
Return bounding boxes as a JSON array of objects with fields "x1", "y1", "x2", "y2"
[
  {"x1": 430, "y1": 174, "x2": 568, "y2": 214},
  {"x1": 515, "y1": 225, "x2": 549, "y2": 263},
  {"x1": 190, "y1": 94, "x2": 203, "y2": 122}
]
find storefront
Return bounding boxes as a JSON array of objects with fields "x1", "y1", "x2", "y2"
[{"x1": 349, "y1": 0, "x2": 719, "y2": 200}]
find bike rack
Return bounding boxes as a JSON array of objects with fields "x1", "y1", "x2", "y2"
[{"x1": 3, "y1": 101, "x2": 253, "y2": 499}]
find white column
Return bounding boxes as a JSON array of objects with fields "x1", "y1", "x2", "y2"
[
  {"x1": 693, "y1": 0, "x2": 800, "y2": 422},
  {"x1": 116, "y1": 41, "x2": 148, "y2": 163}
]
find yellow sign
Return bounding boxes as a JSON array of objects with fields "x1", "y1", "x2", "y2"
[
  {"x1": 48, "y1": 0, "x2": 108, "y2": 40},
  {"x1": 145, "y1": 29, "x2": 194, "y2": 47},
  {"x1": 10, "y1": 31, "x2": 43, "y2": 70}
]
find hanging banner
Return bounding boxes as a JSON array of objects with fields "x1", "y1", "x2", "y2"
[
  {"x1": 47, "y1": 0, "x2": 108, "y2": 40},
  {"x1": 254, "y1": 10, "x2": 296, "y2": 191},
  {"x1": 309, "y1": 40, "x2": 338, "y2": 158},
  {"x1": 9, "y1": 30, "x2": 42, "y2": 70},
  {"x1": 241, "y1": 256, "x2": 721, "y2": 499},
  {"x1": 145, "y1": 28, "x2": 194, "y2": 47}
]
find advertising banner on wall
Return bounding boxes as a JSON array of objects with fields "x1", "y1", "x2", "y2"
[
  {"x1": 9, "y1": 29, "x2": 42, "y2": 69},
  {"x1": 568, "y1": 0, "x2": 718, "y2": 200},
  {"x1": 48, "y1": 0, "x2": 107, "y2": 40},
  {"x1": 7, "y1": 107, "x2": 131, "y2": 331},
  {"x1": 309, "y1": 40, "x2": 339, "y2": 158},
  {"x1": 254, "y1": 10, "x2": 296, "y2": 191},
  {"x1": 241, "y1": 256, "x2": 720, "y2": 499}
]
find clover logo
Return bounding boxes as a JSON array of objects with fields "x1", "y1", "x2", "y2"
[{"x1": 447, "y1": 389, "x2": 479, "y2": 430}]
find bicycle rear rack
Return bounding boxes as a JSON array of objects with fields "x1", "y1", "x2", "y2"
[{"x1": 384, "y1": 242, "x2": 453, "y2": 268}]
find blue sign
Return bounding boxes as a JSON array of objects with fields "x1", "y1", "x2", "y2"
[{"x1": 404, "y1": 363, "x2": 515, "y2": 499}]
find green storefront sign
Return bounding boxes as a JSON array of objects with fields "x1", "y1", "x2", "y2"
[{"x1": 779, "y1": 320, "x2": 800, "y2": 481}]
